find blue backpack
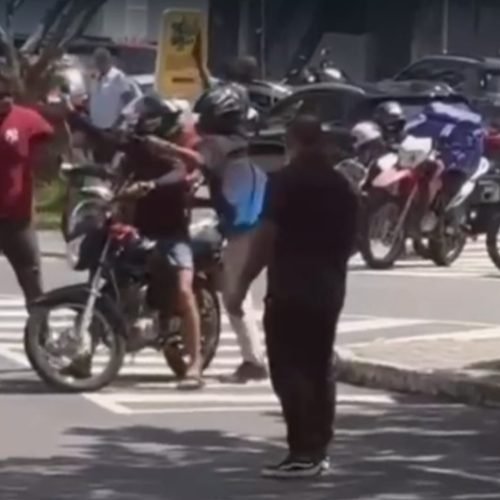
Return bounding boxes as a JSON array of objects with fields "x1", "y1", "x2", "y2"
[
  {"x1": 218, "y1": 156, "x2": 267, "y2": 235},
  {"x1": 405, "y1": 102, "x2": 485, "y2": 175},
  {"x1": 203, "y1": 135, "x2": 267, "y2": 236}
]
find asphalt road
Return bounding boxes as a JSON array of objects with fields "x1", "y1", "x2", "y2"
[{"x1": 1, "y1": 238, "x2": 500, "y2": 499}]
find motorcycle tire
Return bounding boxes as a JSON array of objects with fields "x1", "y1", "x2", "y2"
[
  {"x1": 163, "y1": 282, "x2": 221, "y2": 378},
  {"x1": 359, "y1": 197, "x2": 405, "y2": 270},
  {"x1": 428, "y1": 217, "x2": 467, "y2": 267},
  {"x1": 24, "y1": 296, "x2": 126, "y2": 392},
  {"x1": 486, "y1": 213, "x2": 500, "y2": 270}
]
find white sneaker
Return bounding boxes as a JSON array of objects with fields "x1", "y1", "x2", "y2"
[{"x1": 261, "y1": 456, "x2": 328, "y2": 479}]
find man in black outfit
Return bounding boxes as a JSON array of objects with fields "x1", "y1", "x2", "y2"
[{"x1": 244, "y1": 114, "x2": 359, "y2": 479}]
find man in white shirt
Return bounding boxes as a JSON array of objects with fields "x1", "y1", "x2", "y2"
[{"x1": 89, "y1": 48, "x2": 135, "y2": 161}]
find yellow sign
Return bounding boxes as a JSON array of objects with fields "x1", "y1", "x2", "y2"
[{"x1": 155, "y1": 9, "x2": 208, "y2": 102}]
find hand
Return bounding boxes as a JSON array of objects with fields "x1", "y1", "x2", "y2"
[{"x1": 118, "y1": 181, "x2": 155, "y2": 200}]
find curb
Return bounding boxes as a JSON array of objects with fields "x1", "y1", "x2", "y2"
[{"x1": 336, "y1": 347, "x2": 500, "y2": 408}]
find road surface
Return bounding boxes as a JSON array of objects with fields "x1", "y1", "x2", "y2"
[{"x1": 1, "y1": 238, "x2": 499, "y2": 499}]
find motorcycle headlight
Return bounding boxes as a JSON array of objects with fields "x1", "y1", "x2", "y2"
[
  {"x1": 66, "y1": 233, "x2": 86, "y2": 269},
  {"x1": 66, "y1": 200, "x2": 107, "y2": 270},
  {"x1": 67, "y1": 199, "x2": 107, "y2": 237}
]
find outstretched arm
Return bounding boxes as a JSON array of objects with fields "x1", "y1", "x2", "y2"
[
  {"x1": 144, "y1": 135, "x2": 205, "y2": 169},
  {"x1": 153, "y1": 158, "x2": 189, "y2": 187}
]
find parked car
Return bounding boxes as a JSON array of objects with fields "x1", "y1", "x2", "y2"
[
  {"x1": 130, "y1": 74, "x2": 155, "y2": 95},
  {"x1": 392, "y1": 54, "x2": 500, "y2": 124},
  {"x1": 249, "y1": 81, "x2": 471, "y2": 172}
]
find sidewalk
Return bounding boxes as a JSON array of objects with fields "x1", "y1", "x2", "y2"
[{"x1": 337, "y1": 330, "x2": 500, "y2": 408}]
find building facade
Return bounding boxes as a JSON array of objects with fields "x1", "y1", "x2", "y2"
[
  {"x1": 211, "y1": 0, "x2": 500, "y2": 82},
  {"x1": 4, "y1": 0, "x2": 500, "y2": 82},
  {"x1": 0, "y1": 0, "x2": 209, "y2": 44}
]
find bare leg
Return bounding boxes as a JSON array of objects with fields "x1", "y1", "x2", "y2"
[{"x1": 177, "y1": 269, "x2": 202, "y2": 379}]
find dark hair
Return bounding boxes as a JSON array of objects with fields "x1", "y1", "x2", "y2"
[
  {"x1": 287, "y1": 114, "x2": 324, "y2": 148},
  {"x1": 224, "y1": 56, "x2": 258, "y2": 82}
]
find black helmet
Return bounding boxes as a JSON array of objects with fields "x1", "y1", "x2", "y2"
[
  {"x1": 374, "y1": 101, "x2": 405, "y2": 129},
  {"x1": 194, "y1": 84, "x2": 248, "y2": 133},
  {"x1": 127, "y1": 92, "x2": 182, "y2": 137}
]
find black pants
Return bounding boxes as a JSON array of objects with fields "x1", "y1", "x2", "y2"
[
  {"x1": 264, "y1": 291, "x2": 344, "y2": 460},
  {"x1": 92, "y1": 131, "x2": 115, "y2": 164},
  {"x1": 0, "y1": 220, "x2": 43, "y2": 310}
]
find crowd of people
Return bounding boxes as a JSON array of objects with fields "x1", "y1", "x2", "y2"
[{"x1": 0, "y1": 49, "x2": 359, "y2": 479}]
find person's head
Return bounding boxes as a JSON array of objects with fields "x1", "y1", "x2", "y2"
[
  {"x1": 93, "y1": 47, "x2": 113, "y2": 75},
  {"x1": 194, "y1": 84, "x2": 247, "y2": 135},
  {"x1": 351, "y1": 120, "x2": 384, "y2": 164},
  {"x1": 0, "y1": 78, "x2": 15, "y2": 116},
  {"x1": 373, "y1": 100, "x2": 406, "y2": 144},
  {"x1": 285, "y1": 114, "x2": 325, "y2": 159},
  {"x1": 132, "y1": 93, "x2": 183, "y2": 139},
  {"x1": 224, "y1": 56, "x2": 259, "y2": 83}
]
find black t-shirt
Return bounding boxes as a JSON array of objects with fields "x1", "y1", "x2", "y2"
[
  {"x1": 263, "y1": 153, "x2": 359, "y2": 306},
  {"x1": 124, "y1": 144, "x2": 190, "y2": 239}
]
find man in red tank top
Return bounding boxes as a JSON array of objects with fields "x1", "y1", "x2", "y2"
[{"x1": 0, "y1": 80, "x2": 54, "y2": 309}]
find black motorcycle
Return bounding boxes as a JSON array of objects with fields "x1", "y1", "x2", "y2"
[
  {"x1": 285, "y1": 48, "x2": 352, "y2": 86},
  {"x1": 24, "y1": 164, "x2": 222, "y2": 392}
]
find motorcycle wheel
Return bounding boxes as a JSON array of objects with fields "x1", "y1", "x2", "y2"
[
  {"x1": 24, "y1": 296, "x2": 126, "y2": 392},
  {"x1": 486, "y1": 213, "x2": 500, "y2": 270},
  {"x1": 359, "y1": 197, "x2": 405, "y2": 270},
  {"x1": 163, "y1": 282, "x2": 221, "y2": 378},
  {"x1": 428, "y1": 216, "x2": 467, "y2": 267}
]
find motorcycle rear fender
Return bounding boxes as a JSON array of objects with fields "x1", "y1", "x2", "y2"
[
  {"x1": 31, "y1": 284, "x2": 128, "y2": 339},
  {"x1": 372, "y1": 168, "x2": 414, "y2": 189}
]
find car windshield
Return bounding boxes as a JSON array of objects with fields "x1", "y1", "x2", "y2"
[
  {"x1": 352, "y1": 99, "x2": 472, "y2": 125},
  {"x1": 396, "y1": 62, "x2": 467, "y2": 89}
]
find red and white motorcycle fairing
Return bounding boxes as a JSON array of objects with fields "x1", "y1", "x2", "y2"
[{"x1": 372, "y1": 136, "x2": 444, "y2": 201}]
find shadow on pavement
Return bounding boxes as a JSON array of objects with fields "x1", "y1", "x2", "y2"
[
  {"x1": 0, "y1": 366, "x2": 67, "y2": 395},
  {"x1": 1, "y1": 396, "x2": 500, "y2": 500}
]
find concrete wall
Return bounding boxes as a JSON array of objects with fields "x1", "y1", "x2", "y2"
[{"x1": 412, "y1": 0, "x2": 500, "y2": 62}]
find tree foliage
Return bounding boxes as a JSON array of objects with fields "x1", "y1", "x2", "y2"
[{"x1": 0, "y1": 0, "x2": 108, "y2": 103}]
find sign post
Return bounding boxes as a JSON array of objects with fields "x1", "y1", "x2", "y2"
[{"x1": 155, "y1": 8, "x2": 209, "y2": 102}]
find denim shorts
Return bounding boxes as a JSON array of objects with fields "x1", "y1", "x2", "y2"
[{"x1": 156, "y1": 238, "x2": 194, "y2": 270}]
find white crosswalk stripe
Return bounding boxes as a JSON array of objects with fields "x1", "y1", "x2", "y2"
[
  {"x1": 0, "y1": 295, "x2": 495, "y2": 414},
  {"x1": 349, "y1": 238, "x2": 500, "y2": 279}
]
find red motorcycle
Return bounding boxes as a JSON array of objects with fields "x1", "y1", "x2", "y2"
[{"x1": 359, "y1": 135, "x2": 467, "y2": 269}]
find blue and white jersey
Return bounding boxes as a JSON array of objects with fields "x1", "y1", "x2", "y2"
[{"x1": 196, "y1": 134, "x2": 267, "y2": 236}]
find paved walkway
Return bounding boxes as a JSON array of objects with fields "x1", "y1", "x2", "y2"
[{"x1": 338, "y1": 328, "x2": 500, "y2": 406}]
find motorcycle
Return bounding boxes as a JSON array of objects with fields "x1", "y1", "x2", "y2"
[
  {"x1": 226, "y1": 48, "x2": 351, "y2": 115},
  {"x1": 360, "y1": 135, "x2": 490, "y2": 269},
  {"x1": 25, "y1": 163, "x2": 222, "y2": 392},
  {"x1": 334, "y1": 158, "x2": 369, "y2": 257},
  {"x1": 285, "y1": 48, "x2": 352, "y2": 86}
]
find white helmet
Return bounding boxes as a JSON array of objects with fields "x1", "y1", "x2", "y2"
[{"x1": 351, "y1": 121, "x2": 383, "y2": 149}]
